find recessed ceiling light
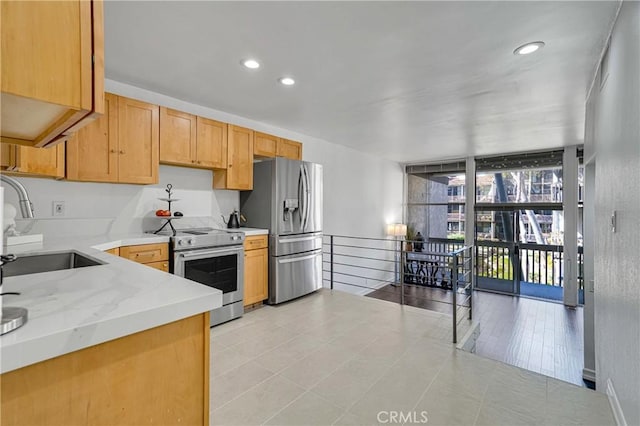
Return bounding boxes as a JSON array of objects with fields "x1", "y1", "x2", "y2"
[
  {"x1": 279, "y1": 77, "x2": 295, "y2": 86},
  {"x1": 242, "y1": 59, "x2": 260, "y2": 69},
  {"x1": 513, "y1": 41, "x2": 545, "y2": 55}
]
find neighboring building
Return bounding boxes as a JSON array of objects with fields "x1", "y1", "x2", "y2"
[{"x1": 409, "y1": 167, "x2": 581, "y2": 245}]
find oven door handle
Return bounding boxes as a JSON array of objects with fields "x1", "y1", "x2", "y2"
[{"x1": 178, "y1": 247, "x2": 243, "y2": 259}]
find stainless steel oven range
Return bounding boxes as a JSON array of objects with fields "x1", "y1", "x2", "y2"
[{"x1": 170, "y1": 228, "x2": 245, "y2": 327}]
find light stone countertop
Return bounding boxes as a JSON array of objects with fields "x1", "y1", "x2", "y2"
[
  {"x1": 0, "y1": 233, "x2": 221, "y2": 374},
  {"x1": 238, "y1": 227, "x2": 269, "y2": 236},
  {"x1": 211, "y1": 227, "x2": 268, "y2": 236}
]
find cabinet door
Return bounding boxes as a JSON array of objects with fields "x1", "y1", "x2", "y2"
[
  {"x1": 120, "y1": 243, "x2": 169, "y2": 264},
  {"x1": 66, "y1": 93, "x2": 118, "y2": 182},
  {"x1": 226, "y1": 125, "x2": 254, "y2": 190},
  {"x1": 277, "y1": 138, "x2": 302, "y2": 160},
  {"x1": 117, "y1": 96, "x2": 159, "y2": 184},
  {"x1": 196, "y1": 117, "x2": 227, "y2": 169},
  {"x1": 160, "y1": 107, "x2": 196, "y2": 166},
  {"x1": 1, "y1": 144, "x2": 14, "y2": 169},
  {"x1": 254, "y1": 132, "x2": 278, "y2": 158},
  {"x1": 12, "y1": 144, "x2": 65, "y2": 178},
  {"x1": 1, "y1": 0, "x2": 104, "y2": 147},
  {"x1": 146, "y1": 261, "x2": 170, "y2": 272},
  {"x1": 244, "y1": 248, "x2": 268, "y2": 306}
]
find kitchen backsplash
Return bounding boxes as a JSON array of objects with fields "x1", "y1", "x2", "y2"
[{"x1": 5, "y1": 165, "x2": 239, "y2": 238}]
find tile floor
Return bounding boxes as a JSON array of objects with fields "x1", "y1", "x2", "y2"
[{"x1": 209, "y1": 289, "x2": 613, "y2": 425}]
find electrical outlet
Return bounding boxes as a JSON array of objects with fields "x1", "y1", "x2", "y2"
[{"x1": 53, "y1": 201, "x2": 65, "y2": 217}]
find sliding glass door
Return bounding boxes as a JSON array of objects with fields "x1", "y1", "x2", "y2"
[{"x1": 474, "y1": 208, "x2": 520, "y2": 295}]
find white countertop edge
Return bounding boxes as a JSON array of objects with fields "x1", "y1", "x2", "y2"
[
  {"x1": 90, "y1": 235, "x2": 170, "y2": 251},
  {"x1": 239, "y1": 228, "x2": 269, "y2": 236},
  {"x1": 1, "y1": 291, "x2": 221, "y2": 374}
]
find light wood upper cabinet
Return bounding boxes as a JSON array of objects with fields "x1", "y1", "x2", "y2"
[
  {"x1": 254, "y1": 133, "x2": 303, "y2": 161},
  {"x1": 117, "y1": 97, "x2": 159, "y2": 184},
  {"x1": 1, "y1": 0, "x2": 104, "y2": 147},
  {"x1": 160, "y1": 108, "x2": 197, "y2": 166},
  {"x1": 196, "y1": 117, "x2": 227, "y2": 169},
  {"x1": 67, "y1": 94, "x2": 159, "y2": 184},
  {"x1": 0, "y1": 144, "x2": 65, "y2": 179},
  {"x1": 1, "y1": 144, "x2": 12, "y2": 169},
  {"x1": 254, "y1": 132, "x2": 279, "y2": 158},
  {"x1": 67, "y1": 93, "x2": 118, "y2": 182},
  {"x1": 160, "y1": 112, "x2": 227, "y2": 169},
  {"x1": 213, "y1": 125, "x2": 253, "y2": 190},
  {"x1": 277, "y1": 138, "x2": 303, "y2": 160}
]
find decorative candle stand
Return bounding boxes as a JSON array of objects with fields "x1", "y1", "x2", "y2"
[{"x1": 153, "y1": 184, "x2": 181, "y2": 236}]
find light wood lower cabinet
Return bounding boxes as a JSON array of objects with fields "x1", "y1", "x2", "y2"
[
  {"x1": 244, "y1": 235, "x2": 268, "y2": 306},
  {"x1": 0, "y1": 313, "x2": 210, "y2": 426},
  {"x1": 67, "y1": 93, "x2": 159, "y2": 184},
  {"x1": 0, "y1": 143, "x2": 65, "y2": 179},
  {"x1": 120, "y1": 243, "x2": 169, "y2": 268},
  {"x1": 104, "y1": 247, "x2": 120, "y2": 256},
  {"x1": 146, "y1": 260, "x2": 170, "y2": 272}
]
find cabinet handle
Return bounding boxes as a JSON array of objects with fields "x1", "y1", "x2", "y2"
[
  {"x1": 135, "y1": 251, "x2": 157, "y2": 260},
  {"x1": 110, "y1": 149, "x2": 116, "y2": 153},
  {"x1": 119, "y1": 150, "x2": 125, "y2": 154},
  {"x1": 197, "y1": 161, "x2": 202, "y2": 164},
  {"x1": 191, "y1": 160, "x2": 196, "y2": 163},
  {"x1": 229, "y1": 164, "x2": 233, "y2": 168}
]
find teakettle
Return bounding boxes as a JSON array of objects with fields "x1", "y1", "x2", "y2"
[{"x1": 222, "y1": 210, "x2": 245, "y2": 229}]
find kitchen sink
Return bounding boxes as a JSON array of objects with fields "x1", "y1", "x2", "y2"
[{"x1": 2, "y1": 251, "x2": 105, "y2": 278}]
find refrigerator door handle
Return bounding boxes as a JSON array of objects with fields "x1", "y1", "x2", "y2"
[
  {"x1": 277, "y1": 252, "x2": 320, "y2": 264},
  {"x1": 304, "y1": 164, "x2": 311, "y2": 232},
  {"x1": 277, "y1": 234, "x2": 322, "y2": 244},
  {"x1": 299, "y1": 164, "x2": 308, "y2": 232}
]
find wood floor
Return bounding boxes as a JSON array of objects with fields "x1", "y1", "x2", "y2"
[
  {"x1": 473, "y1": 290, "x2": 585, "y2": 387},
  {"x1": 365, "y1": 283, "x2": 469, "y2": 315},
  {"x1": 366, "y1": 284, "x2": 585, "y2": 387}
]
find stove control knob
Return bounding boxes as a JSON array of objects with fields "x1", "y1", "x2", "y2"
[
  {"x1": 177, "y1": 239, "x2": 184, "y2": 246},
  {"x1": 187, "y1": 239, "x2": 194, "y2": 245},
  {"x1": 231, "y1": 235, "x2": 240, "y2": 241}
]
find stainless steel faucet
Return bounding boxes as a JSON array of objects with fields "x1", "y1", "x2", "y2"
[{"x1": 0, "y1": 174, "x2": 34, "y2": 218}]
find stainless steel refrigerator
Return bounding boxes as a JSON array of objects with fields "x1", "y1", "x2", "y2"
[{"x1": 240, "y1": 158, "x2": 323, "y2": 304}]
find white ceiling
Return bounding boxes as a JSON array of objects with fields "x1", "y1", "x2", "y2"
[{"x1": 104, "y1": 1, "x2": 618, "y2": 163}]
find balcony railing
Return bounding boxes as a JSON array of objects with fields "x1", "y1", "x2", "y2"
[
  {"x1": 408, "y1": 238, "x2": 584, "y2": 290},
  {"x1": 475, "y1": 242, "x2": 584, "y2": 289},
  {"x1": 322, "y1": 235, "x2": 474, "y2": 344}
]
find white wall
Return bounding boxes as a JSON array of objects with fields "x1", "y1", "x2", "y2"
[
  {"x1": 104, "y1": 80, "x2": 404, "y2": 238},
  {"x1": 5, "y1": 165, "x2": 237, "y2": 237},
  {"x1": 3, "y1": 80, "x2": 403, "y2": 244},
  {"x1": 586, "y1": 2, "x2": 640, "y2": 424}
]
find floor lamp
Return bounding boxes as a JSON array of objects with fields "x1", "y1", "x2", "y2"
[{"x1": 387, "y1": 223, "x2": 407, "y2": 286}]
